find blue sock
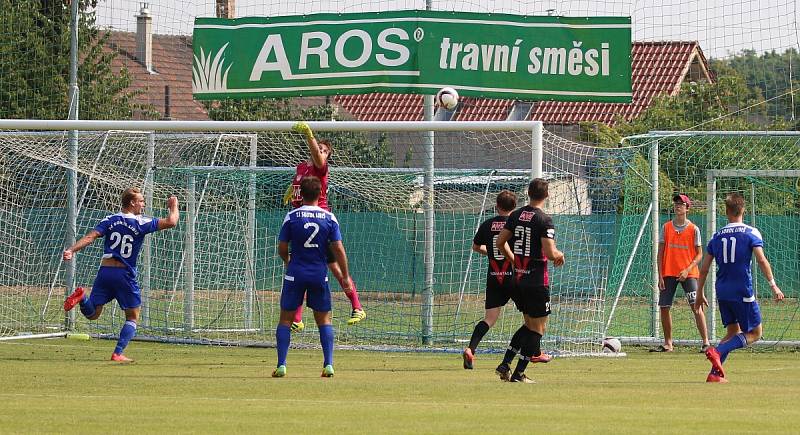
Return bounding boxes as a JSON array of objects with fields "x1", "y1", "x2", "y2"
[
  {"x1": 319, "y1": 324, "x2": 334, "y2": 367},
  {"x1": 276, "y1": 324, "x2": 291, "y2": 367},
  {"x1": 113, "y1": 320, "x2": 137, "y2": 355},
  {"x1": 79, "y1": 295, "x2": 95, "y2": 318},
  {"x1": 717, "y1": 333, "x2": 747, "y2": 363}
]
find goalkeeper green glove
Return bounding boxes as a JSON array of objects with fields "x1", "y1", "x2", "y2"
[
  {"x1": 283, "y1": 184, "x2": 294, "y2": 205},
  {"x1": 292, "y1": 122, "x2": 314, "y2": 141}
]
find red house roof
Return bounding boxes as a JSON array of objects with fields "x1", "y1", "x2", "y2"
[
  {"x1": 335, "y1": 41, "x2": 711, "y2": 125},
  {"x1": 334, "y1": 93, "x2": 425, "y2": 121},
  {"x1": 105, "y1": 32, "x2": 210, "y2": 121},
  {"x1": 331, "y1": 94, "x2": 514, "y2": 122},
  {"x1": 530, "y1": 41, "x2": 711, "y2": 125}
]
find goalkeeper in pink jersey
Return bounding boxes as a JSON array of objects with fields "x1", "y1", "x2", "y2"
[{"x1": 283, "y1": 122, "x2": 365, "y2": 331}]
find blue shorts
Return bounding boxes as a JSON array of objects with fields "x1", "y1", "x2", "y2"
[
  {"x1": 718, "y1": 299, "x2": 762, "y2": 333},
  {"x1": 280, "y1": 275, "x2": 332, "y2": 312},
  {"x1": 89, "y1": 266, "x2": 141, "y2": 310}
]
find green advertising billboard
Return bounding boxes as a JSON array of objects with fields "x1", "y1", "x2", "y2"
[{"x1": 193, "y1": 10, "x2": 631, "y2": 102}]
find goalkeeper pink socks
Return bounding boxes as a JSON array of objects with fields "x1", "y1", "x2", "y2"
[
  {"x1": 291, "y1": 276, "x2": 363, "y2": 324},
  {"x1": 293, "y1": 305, "x2": 304, "y2": 323},
  {"x1": 340, "y1": 276, "x2": 362, "y2": 310}
]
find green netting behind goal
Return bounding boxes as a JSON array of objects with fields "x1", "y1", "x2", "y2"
[{"x1": 607, "y1": 132, "x2": 800, "y2": 347}]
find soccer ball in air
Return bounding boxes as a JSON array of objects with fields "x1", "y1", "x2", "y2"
[
  {"x1": 602, "y1": 337, "x2": 622, "y2": 353},
  {"x1": 436, "y1": 87, "x2": 459, "y2": 110}
]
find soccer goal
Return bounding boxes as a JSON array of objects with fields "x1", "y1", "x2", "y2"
[
  {"x1": 607, "y1": 131, "x2": 800, "y2": 348},
  {"x1": 0, "y1": 119, "x2": 637, "y2": 355}
]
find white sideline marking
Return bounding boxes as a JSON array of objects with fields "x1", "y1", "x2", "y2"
[
  {"x1": 0, "y1": 392, "x2": 552, "y2": 408},
  {"x1": 0, "y1": 341, "x2": 93, "y2": 349}
]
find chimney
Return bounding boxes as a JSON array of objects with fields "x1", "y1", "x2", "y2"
[
  {"x1": 216, "y1": 0, "x2": 235, "y2": 19},
  {"x1": 136, "y1": 3, "x2": 153, "y2": 72},
  {"x1": 163, "y1": 85, "x2": 172, "y2": 120}
]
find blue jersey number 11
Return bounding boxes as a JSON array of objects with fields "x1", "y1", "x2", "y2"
[{"x1": 720, "y1": 237, "x2": 737, "y2": 264}]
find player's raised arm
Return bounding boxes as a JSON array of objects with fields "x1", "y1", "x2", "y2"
[
  {"x1": 157, "y1": 196, "x2": 180, "y2": 230},
  {"x1": 753, "y1": 247, "x2": 784, "y2": 301},
  {"x1": 329, "y1": 241, "x2": 350, "y2": 285},
  {"x1": 293, "y1": 122, "x2": 327, "y2": 169},
  {"x1": 62, "y1": 230, "x2": 102, "y2": 261}
]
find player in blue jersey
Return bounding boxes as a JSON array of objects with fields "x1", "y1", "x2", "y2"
[
  {"x1": 63, "y1": 188, "x2": 179, "y2": 362},
  {"x1": 694, "y1": 193, "x2": 784, "y2": 383},
  {"x1": 272, "y1": 176, "x2": 350, "y2": 378}
]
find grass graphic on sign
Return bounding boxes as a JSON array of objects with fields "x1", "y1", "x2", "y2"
[{"x1": 193, "y1": 43, "x2": 231, "y2": 93}]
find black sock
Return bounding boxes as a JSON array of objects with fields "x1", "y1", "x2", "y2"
[
  {"x1": 513, "y1": 328, "x2": 535, "y2": 375},
  {"x1": 503, "y1": 325, "x2": 528, "y2": 364},
  {"x1": 468, "y1": 321, "x2": 490, "y2": 351},
  {"x1": 531, "y1": 330, "x2": 543, "y2": 357}
]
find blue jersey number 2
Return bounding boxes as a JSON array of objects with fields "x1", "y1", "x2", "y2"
[{"x1": 303, "y1": 222, "x2": 320, "y2": 248}]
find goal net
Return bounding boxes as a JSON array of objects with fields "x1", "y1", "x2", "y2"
[
  {"x1": 0, "y1": 120, "x2": 635, "y2": 355},
  {"x1": 608, "y1": 132, "x2": 800, "y2": 347}
]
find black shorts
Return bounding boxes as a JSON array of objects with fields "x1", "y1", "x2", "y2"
[
  {"x1": 485, "y1": 279, "x2": 514, "y2": 309},
  {"x1": 659, "y1": 277, "x2": 699, "y2": 307},
  {"x1": 513, "y1": 285, "x2": 551, "y2": 318}
]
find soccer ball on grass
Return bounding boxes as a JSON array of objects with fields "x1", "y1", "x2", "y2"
[
  {"x1": 602, "y1": 337, "x2": 622, "y2": 353},
  {"x1": 435, "y1": 87, "x2": 459, "y2": 110}
]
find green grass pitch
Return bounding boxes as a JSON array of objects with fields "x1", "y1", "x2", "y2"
[{"x1": 1, "y1": 339, "x2": 799, "y2": 433}]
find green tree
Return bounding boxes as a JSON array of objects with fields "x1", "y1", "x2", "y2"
[
  {"x1": 579, "y1": 66, "x2": 792, "y2": 212},
  {"x1": 580, "y1": 122, "x2": 675, "y2": 213},
  {"x1": 722, "y1": 48, "x2": 800, "y2": 121},
  {"x1": 204, "y1": 98, "x2": 294, "y2": 122},
  {"x1": 0, "y1": 0, "x2": 151, "y2": 119},
  {"x1": 614, "y1": 75, "x2": 771, "y2": 137}
]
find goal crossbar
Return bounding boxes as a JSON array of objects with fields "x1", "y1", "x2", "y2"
[{"x1": 0, "y1": 119, "x2": 541, "y2": 132}]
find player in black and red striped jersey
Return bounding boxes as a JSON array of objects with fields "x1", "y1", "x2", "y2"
[
  {"x1": 494, "y1": 178, "x2": 565, "y2": 383},
  {"x1": 462, "y1": 190, "x2": 518, "y2": 370}
]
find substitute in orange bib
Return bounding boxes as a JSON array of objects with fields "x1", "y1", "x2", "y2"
[{"x1": 652, "y1": 193, "x2": 711, "y2": 353}]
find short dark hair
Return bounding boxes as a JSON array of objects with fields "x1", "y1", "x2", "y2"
[
  {"x1": 527, "y1": 178, "x2": 549, "y2": 201},
  {"x1": 496, "y1": 190, "x2": 517, "y2": 212},
  {"x1": 121, "y1": 188, "x2": 142, "y2": 208},
  {"x1": 725, "y1": 192, "x2": 745, "y2": 217},
  {"x1": 300, "y1": 176, "x2": 322, "y2": 202}
]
